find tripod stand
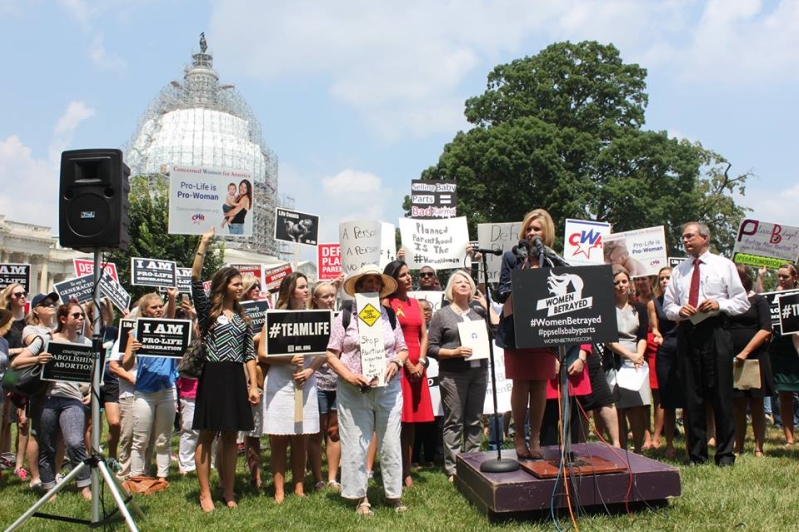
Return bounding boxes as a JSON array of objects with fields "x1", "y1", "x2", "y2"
[{"x1": 5, "y1": 251, "x2": 142, "y2": 532}]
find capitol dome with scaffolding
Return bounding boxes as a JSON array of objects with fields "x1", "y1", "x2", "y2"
[{"x1": 125, "y1": 34, "x2": 288, "y2": 258}]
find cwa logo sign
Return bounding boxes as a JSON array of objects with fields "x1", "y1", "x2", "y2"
[{"x1": 535, "y1": 271, "x2": 593, "y2": 317}]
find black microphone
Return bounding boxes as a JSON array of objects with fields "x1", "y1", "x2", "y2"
[
  {"x1": 531, "y1": 236, "x2": 544, "y2": 258},
  {"x1": 470, "y1": 244, "x2": 503, "y2": 256},
  {"x1": 512, "y1": 239, "x2": 529, "y2": 260}
]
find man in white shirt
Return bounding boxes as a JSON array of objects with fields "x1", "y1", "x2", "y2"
[{"x1": 663, "y1": 222, "x2": 750, "y2": 466}]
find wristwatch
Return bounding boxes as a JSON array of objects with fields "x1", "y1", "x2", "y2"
[{"x1": 419, "y1": 357, "x2": 429, "y2": 368}]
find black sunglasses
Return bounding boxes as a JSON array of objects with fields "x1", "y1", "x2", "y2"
[
  {"x1": 37, "y1": 301, "x2": 56, "y2": 308},
  {"x1": 12, "y1": 291, "x2": 28, "y2": 298},
  {"x1": 419, "y1": 272, "x2": 435, "y2": 278},
  {"x1": 70, "y1": 312, "x2": 86, "y2": 319}
]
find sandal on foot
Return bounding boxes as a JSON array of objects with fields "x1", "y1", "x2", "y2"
[{"x1": 356, "y1": 501, "x2": 373, "y2": 517}]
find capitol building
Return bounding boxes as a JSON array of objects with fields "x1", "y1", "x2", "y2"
[{"x1": 1, "y1": 35, "x2": 314, "y2": 296}]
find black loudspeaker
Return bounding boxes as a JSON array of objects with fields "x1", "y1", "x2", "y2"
[{"x1": 59, "y1": 149, "x2": 131, "y2": 252}]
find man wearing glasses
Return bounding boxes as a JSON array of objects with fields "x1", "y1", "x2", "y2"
[
  {"x1": 418, "y1": 266, "x2": 439, "y2": 291},
  {"x1": 663, "y1": 222, "x2": 750, "y2": 467}
]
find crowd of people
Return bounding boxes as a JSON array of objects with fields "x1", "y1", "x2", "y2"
[{"x1": 2, "y1": 219, "x2": 799, "y2": 515}]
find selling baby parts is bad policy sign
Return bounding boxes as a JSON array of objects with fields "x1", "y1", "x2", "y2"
[{"x1": 512, "y1": 265, "x2": 618, "y2": 348}]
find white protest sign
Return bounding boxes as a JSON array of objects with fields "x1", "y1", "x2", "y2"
[
  {"x1": 408, "y1": 291, "x2": 445, "y2": 313},
  {"x1": 339, "y1": 221, "x2": 396, "y2": 275},
  {"x1": 458, "y1": 320, "x2": 490, "y2": 361},
  {"x1": 603, "y1": 226, "x2": 667, "y2": 278},
  {"x1": 355, "y1": 292, "x2": 387, "y2": 387},
  {"x1": 399, "y1": 216, "x2": 470, "y2": 270},
  {"x1": 563, "y1": 219, "x2": 611, "y2": 266},
  {"x1": 733, "y1": 219, "x2": 799, "y2": 268},
  {"x1": 483, "y1": 342, "x2": 511, "y2": 415},
  {"x1": 169, "y1": 164, "x2": 254, "y2": 236},
  {"x1": 477, "y1": 222, "x2": 520, "y2": 284},
  {"x1": 426, "y1": 357, "x2": 443, "y2": 416}
]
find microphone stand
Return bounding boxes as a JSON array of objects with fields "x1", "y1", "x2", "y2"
[{"x1": 479, "y1": 251, "x2": 520, "y2": 473}]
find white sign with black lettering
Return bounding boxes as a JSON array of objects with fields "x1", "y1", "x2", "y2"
[
  {"x1": 41, "y1": 341, "x2": 94, "y2": 384},
  {"x1": 477, "y1": 222, "x2": 520, "y2": 284},
  {"x1": 408, "y1": 291, "x2": 445, "y2": 313},
  {"x1": 241, "y1": 300, "x2": 270, "y2": 335},
  {"x1": 339, "y1": 220, "x2": 397, "y2": 275},
  {"x1": 0, "y1": 263, "x2": 31, "y2": 293},
  {"x1": 135, "y1": 318, "x2": 192, "y2": 358},
  {"x1": 355, "y1": 292, "x2": 387, "y2": 387},
  {"x1": 264, "y1": 310, "x2": 333, "y2": 356},
  {"x1": 130, "y1": 257, "x2": 178, "y2": 288},
  {"x1": 399, "y1": 217, "x2": 470, "y2": 270}
]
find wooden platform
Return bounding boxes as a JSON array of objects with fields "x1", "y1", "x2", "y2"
[{"x1": 455, "y1": 443, "x2": 681, "y2": 516}]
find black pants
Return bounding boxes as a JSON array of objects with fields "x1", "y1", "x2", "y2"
[{"x1": 678, "y1": 318, "x2": 735, "y2": 465}]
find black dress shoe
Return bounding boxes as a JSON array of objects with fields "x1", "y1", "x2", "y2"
[{"x1": 716, "y1": 456, "x2": 735, "y2": 468}]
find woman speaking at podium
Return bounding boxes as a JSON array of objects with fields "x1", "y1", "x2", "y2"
[{"x1": 496, "y1": 209, "x2": 559, "y2": 461}]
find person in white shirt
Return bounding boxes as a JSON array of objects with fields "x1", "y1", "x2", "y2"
[{"x1": 663, "y1": 222, "x2": 750, "y2": 466}]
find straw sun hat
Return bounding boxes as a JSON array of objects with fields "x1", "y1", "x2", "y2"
[{"x1": 343, "y1": 264, "x2": 398, "y2": 298}]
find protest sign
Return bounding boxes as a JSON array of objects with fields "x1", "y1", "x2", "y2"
[
  {"x1": 477, "y1": 222, "x2": 520, "y2": 284},
  {"x1": 399, "y1": 217, "x2": 470, "y2": 270},
  {"x1": 73, "y1": 259, "x2": 119, "y2": 281},
  {"x1": 408, "y1": 291, "x2": 445, "y2": 313},
  {"x1": 603, "y1": 226, "x2": 668, "y2": 278},
  {"x1": 176, "y1": 267, "x2": 192, "y2": 293},
  {"x1": 564, "y1": 219, "x2": 611, "y2": 266},
  {"x1": 668, "y1": 256, "x2": 687, "y2": 269},
  {"x1": 409, "y1": 180, "x2": 457, "y2": 219},
  {"x1": 135, "y1": 318, "x2": 192, "y2": 358},
  {"x1": 275, "y1": 208, "x2": 319, "y2": 246},
  {"x1": 777, "y1": 292, "x2": 799, "y2": 336},
  {"x1": 354, "y1": 292, "x2": 387, "y2": 386},
  {"x1": 42, "y1": 341, "x2": 94, "y2": 384},
  {"x1": 483, "y1": 342, "x2": 511, "y2": 415},
  {"x1": 458, "y1": 321, "x2": 490, "y2": 361},
  {"x1": 0, "y1": 263, "x2": 31, "y2": 292},
  {"x1": 263, "y1": 309, "x2": 332, "y2": 356},
  {"x1": 169, "y1": 164, "x2": 254, "y2": 236},
  {"x1": 263, "y1": 263, "x2": 293, "y2": 293},
  {"x1": 131, "y1": 257, "x2": 177, "y2": 289},
  {"x1": 733, "y1": 219, "x2": 799, "y2": 268},
  {"x1": 339, "y1": 220, "x2": 397, "y2": 275},
  {"x1": 116, "y1": 318, "x2": 136, "y2": 354},
  {"x1": 318, "y1": 243, "x2": 342, "y2": 281},
  {"x1": 762, "y1": 290, "x2": 799, "y2": 334},
  {"x1": 54, "y1": 274, "x2": 95, "y2": 304},
  {"x1": 512, "y1": 265, "x2": 619, "y2": 348},
  {"x1": 99, "y1": 272, "x2": 131, "y2": 312},
  {"x1": 241, "y1": 300, "x2": 270, "y2": 335},
  {"x1": 426, "y1": 357, "x2": 443, "y2": 416}
]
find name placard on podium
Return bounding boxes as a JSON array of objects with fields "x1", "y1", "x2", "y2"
[{"x1": 511, "y1": 265, "x2": 618, "y2": 348}]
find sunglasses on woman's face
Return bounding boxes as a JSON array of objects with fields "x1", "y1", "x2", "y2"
[
  {"x1": 70, "y1": 312, "x2": 85, "y2": 319},
  {"x1": 12, "y1": 291, "x2": 28, "y2": 298},
  {"x1": 37, "y1": 301, "x2": 56, "y2": 308}
]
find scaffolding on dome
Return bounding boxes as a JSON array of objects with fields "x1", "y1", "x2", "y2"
[{"x1": 124, "y1": 35, "x2": 290, "y2": 259}]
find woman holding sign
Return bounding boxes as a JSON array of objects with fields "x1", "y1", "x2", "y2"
[
  {"x1": 325, "y1": 264, "x2": 408, "y2": 515},
  {"x1": 12, "y1": 301, "x2": 92, "y2": 499},
  {"x1": 192, "y1": 228, "x2": 259, "y2": 512},
  {"x1": 496, "y1": 209, "x2": 558, "y2": 461},
  {"x1": 428, "y1": 270, "x2": 488, "y2": 482},
  {"x1": 263, "y1": 272, "x2": 323, "y2": 503}
]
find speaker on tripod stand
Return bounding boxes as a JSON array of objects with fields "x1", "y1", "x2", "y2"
[{"x1": 59, "y1": 149, "x2": 130, "y2": 252}]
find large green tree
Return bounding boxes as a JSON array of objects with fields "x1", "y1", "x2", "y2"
[
  {"x1": 411, "y1": 41, "x2": 749, "y2": 256},
  {"x1": 106, "y1": 176, "x2": 224, "y2": 304}
]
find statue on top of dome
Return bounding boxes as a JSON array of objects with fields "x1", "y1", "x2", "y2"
[{"x1": 200, "y1": 32, "x2": 207, "y2": 53}]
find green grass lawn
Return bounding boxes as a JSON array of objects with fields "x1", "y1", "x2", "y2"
[{"x1": 2, "y1": 424, "x2": 799, "y2": 531}]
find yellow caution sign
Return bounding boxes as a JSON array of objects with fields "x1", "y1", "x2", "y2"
[{"x1": 358, "y1": 304, "x2": 381, "y2": 327}]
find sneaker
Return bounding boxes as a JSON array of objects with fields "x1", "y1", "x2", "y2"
[
  {"x1": 55, "y1": 473, "x2": 65, "y2": 485},
  {"x1": 14, "y1": 468, "x2": 29, "y2": 481}
]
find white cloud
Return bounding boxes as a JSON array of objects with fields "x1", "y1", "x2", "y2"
[
  {"x1": 57, "y1": 0, "x2": 92, "y2": 29},
  {"x1": 50, "y1": 101, "x2": 96, "y2": 161},
  {"x1": 89, "y1": 32, "x2": 127, "y2": 72}
]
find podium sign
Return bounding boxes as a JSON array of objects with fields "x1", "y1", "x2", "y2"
[{"x1": 511, "y1": 265, "x2": 618, "y2": 348}]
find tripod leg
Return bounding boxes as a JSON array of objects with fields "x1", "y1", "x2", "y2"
[
  {"x1": 3, "y1": 462, "x2": 87, "y2": 532},
  {"x1": 96, "y1": 461, "x2": 142, "y2": 531}
]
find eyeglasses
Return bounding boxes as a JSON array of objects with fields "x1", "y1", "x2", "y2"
[
  {"x1": 681, "y1": 233, "x2": 697, "y2": 241},
  {"x1": 70, "y1": 312, "x2": 85, "y2": 319},
  {"x1": 419, "y1": 272, "x2": 435, "y2": 278},
  {"x1": 12, "y1": 291, "x2": 27, "y2": 298}
]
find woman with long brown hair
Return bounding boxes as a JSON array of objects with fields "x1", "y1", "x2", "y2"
[{"x1": 192, "y1": 227, "x2": 259, "y2": 512}]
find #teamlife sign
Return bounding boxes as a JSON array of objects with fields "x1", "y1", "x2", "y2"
[
  {"x1": 241, "y1": 300, "x2": 270, "y2": 335},
  {"x1": 274, "y1": 207, "x2": 319, "y2": 246},
  {"x1": 733, "y1": 219, "x2": 799, "y2": 268},
  {"x1": 777, "y1": 292, "x2": 799, "y2": 336},
  {"x1": 131, "y1": 257, "x2": 178, "y2": 289},
  {"x1": 762, "y1": 290, "x2": 799, "y2": 334},
  {"x1": 169, "y1": 164, "x2": 254, "y2": 237},
  {"x1": 563, "y1": 219, "x2": 611, "y2": 266},
  {"x1": 0, "y1": 263, "x2": 31, "y2": 292},
  {"x1": 399, "y1": 216, "x2": 470, "y2": 270},
  {"x1": 511, "y1": 265, "x2": 619, "y2": 348},
  {"x1": 477, "y1": 222, "x2": 521, "y2": 284},
  {"x1": 318, "y1": 243, "x2": 342, "y2": 281},
  {"x1": 264, "y1": 309, "x2": 332, "y2": 357},
  {"x1": 134, "y1": 318, "x2": 192, "y2": 358},
  {"x1": 41, "y1": 341, "x2": 95, "y2": 384}
]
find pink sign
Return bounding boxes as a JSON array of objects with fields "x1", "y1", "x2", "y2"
[
  {"x1": 73, "y1": 259, "x2": 119, "y2": 281},
  {"x1": 317, "y1": 243, "x2": 342, "y2": 281}
]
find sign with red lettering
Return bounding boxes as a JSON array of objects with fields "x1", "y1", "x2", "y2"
[
  {"x1": 228, "y1": 263, "x2": 264, "y2": 285},
  {"x1": 317, "y1": 243, "x2": 341, "y2": 281},
  {"x1": 73, "y1": 259, "x2": 119, "y2": 282},
  {"x1": 263, "y1": 263, "x2": 293, "y2": 293},
  {"x1": 733, "y1": 219, "x2": 799, "y2": 268}
]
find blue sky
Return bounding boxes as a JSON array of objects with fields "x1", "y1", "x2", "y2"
[{"x1": 1, "y1": 0, "x2": 797, "y2": 259}]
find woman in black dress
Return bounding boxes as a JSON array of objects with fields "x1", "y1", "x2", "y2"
[{"x1": 730, "y1": 265, "x2": 773, "y2": 456}]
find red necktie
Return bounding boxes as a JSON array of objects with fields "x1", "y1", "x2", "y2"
[{"x1": 688, "y1": 258, "x2": 701, "y2": 307}]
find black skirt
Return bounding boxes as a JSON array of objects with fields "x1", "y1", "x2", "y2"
[
  {"x1": 193, "y1": 360, "x2": 254, "y2": 432},
  {"x1": 577, "y1": 351, "x2": 614, "y2": 411}
]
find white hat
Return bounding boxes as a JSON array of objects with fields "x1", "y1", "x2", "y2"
[{"x1": 343, "y1": 264, "x2": 398, "y2": 298}]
